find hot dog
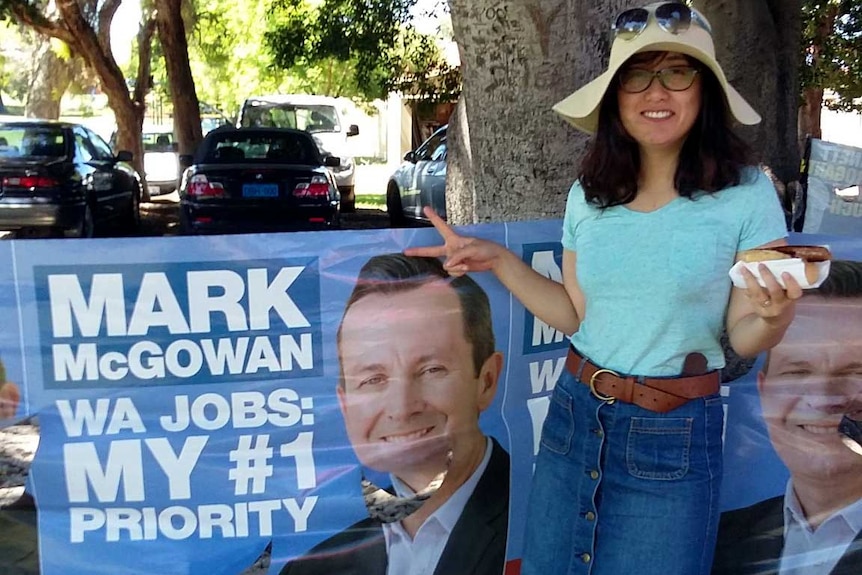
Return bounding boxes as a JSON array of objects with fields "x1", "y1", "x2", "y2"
[{"x1": 738, "y1": 245, "x2": 832, "y2": 284}]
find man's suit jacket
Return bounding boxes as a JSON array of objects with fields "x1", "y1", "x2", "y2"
[
  {"x1": 712, "y1": 495, "x2": 862, "y2": 575},
  {"x1": 280, "y1": 438, "x2": 510, "y2": 575}
]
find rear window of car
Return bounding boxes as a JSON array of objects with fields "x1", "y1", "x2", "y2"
[
  {"x1": 240, "y1": 103, "x2": 341, "y2": 133},
  {"x1": 204, "y1": 132, "x2": 318, "y2": 164},
  {"x1": 143, "y1": 131, "x2": 175, "y2": 152},
  {"x1": 0, "y1": 124, "x2": 66, "y2": 158}
]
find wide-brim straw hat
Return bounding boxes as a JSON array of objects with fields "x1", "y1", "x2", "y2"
[{"x1": 552, "y1": 4, "x2": 760, "y2": 134}]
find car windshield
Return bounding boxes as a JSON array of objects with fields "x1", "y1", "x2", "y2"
[
  {"x1": 242, "y1": 104, "x2": 341, "y2": 133},
  {"x1": 0, "y1": 125, "x2": 66, "y2": 158},
  {"x1": 204, "y1": 132, "x2": 318, "y2": 164},
  {"x1": 143, "y1": 130, "x2": 175, "y2": 152}
]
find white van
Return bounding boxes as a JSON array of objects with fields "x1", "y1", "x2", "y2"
[{"x1": 238, "y1": 95, "x2": 359, "y2": 211}]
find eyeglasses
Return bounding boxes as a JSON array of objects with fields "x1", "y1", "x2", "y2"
[
  {"x1": 618, "y1": 66, "x2": 700, "y2": 93},
  {"x1": 612, "y1": 3, "x2": 712, "y2": 42}
]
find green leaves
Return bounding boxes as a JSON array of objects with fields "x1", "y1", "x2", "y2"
[
  {"x1": 263, "y1": 0, "x2": 459, "y2": 101},
  {"x1": 801, "y1": 0, "x2": 862, "y2": 112}
]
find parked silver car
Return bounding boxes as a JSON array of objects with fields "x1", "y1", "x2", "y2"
[{"x1": 386, "y1": 125, "x2": 447, "y2": 226}]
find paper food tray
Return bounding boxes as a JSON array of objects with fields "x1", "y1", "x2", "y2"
[{"x1": 728, "y1": 258, "x2": 831, "y2": 290}]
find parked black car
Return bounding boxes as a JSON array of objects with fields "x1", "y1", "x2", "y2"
[
  {"x1": 178, "y1": 127, "x2": 342, "y2": 234},
  {"x1": 0, "y1": 118, "x2": 142, "y2": 238},
  {"x1": 386, "y1": 124, "x2": 448, "y2": 226}
]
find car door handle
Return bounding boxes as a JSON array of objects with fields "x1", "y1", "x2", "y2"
[{"x1": 425, "y1": 166, "x2": 436, "y2": 174}]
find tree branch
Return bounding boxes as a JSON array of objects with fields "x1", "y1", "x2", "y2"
[
  {"x1": 8, "y1": 2, "x2": 76, "y2": 46},
  {"x1": 97, "y1": 0, "x2": 123, "y2": 52},
  {"x1": 133, "y1": 16, "x2": 157, "y2": 108},
  {"x1": 54, "y1": 0, "x2": 126, "y2": 97}
]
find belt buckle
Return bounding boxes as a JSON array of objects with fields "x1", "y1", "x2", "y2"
[{"x1": 589, "y1": 368, "x2": 618, "y2": 404}]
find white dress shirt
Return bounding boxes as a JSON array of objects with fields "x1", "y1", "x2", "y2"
[
  {"x1": 779, "y1": 480, "x2": 862, "y2": 575},
  {"x1": 382, "y1": 437, "x2": 493, "y2": 575}
]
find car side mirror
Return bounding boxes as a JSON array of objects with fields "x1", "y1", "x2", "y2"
[
  {"x1": 404, "y1": 151, "x2": 417, "y2": 163},
  {"x1": 347, "y1": 124, "x2": 359, "y2": 137},
  {"x1": 179, "y1": 154, "x2": 194, "y2": 169},
  {"x1": 324, "y1": 156, "x2": 341, "y2": 167},
  {"x1": 115, "y1": 150, "x2": 133, "y2": 162}
]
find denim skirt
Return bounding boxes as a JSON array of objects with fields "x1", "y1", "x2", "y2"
[{"x1": 520, "y1": 368, "x2": 724, "y2": 575}]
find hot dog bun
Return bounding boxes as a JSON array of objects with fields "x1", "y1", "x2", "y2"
[
  {"x1": 738, "y1": 249, "x2": 792, "y2": 263},
  {"x1": 738, "y1": 245, "x2": 831, "y2": 285}
]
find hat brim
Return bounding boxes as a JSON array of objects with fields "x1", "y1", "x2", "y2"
[{"x1": 553, "y1": 39, "x2": 761, "y2": 134}]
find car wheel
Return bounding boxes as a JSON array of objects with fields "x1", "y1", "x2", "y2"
[
  {"x1": 386, "y1": 183, "x2": 407, "y2": 228},
  {"x1": 122, "y1": 189, "x2": 141, "y2": 233},
  {"x1": 178, "y1": 207, "x2": 195, "y2": 235},
  {"x1": 79, "y1": 203, "x2": 96, "y2": 238},
  {"x1": 340, "y1": 186, "x2": 356, "y2": 213}
]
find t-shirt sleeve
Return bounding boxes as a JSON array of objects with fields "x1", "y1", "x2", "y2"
[
  {"x1": 562, "y1": 180, "x2": 589, "y2": 251},
  {"x1": 737, "y1": 168, "x2": 788, "y2": 251}
]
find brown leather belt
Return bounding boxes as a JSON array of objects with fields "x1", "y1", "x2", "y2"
[{"x1": 566, "y1": 347, "x2": 720, "y2": 413}]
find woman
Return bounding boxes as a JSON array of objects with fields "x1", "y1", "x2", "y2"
[{"x1": 407, "y1": 3, "x2": 799, "y2": 574}]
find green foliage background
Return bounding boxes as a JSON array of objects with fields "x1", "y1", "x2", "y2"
[
  {"x1": 116, "y1": 0, "x2": 458, "y2": 119},
  {"x1": 801, "y1": 0, "x2": 862, "y2": 111}
]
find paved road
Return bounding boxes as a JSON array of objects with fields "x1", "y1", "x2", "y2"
[{"x1": 138, "y1": 190, "x2": 391, "y2": 237}]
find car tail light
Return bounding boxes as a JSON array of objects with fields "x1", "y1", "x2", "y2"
[
  {"x1": 187, "y1": 174, "x2": 226, "y2": 198},
  {"x1": 2, "y1": 176, "x2": 59, "y2": 188},
  {"x1": 292, "y1": 176, "x2": 330, "y2": 199}
]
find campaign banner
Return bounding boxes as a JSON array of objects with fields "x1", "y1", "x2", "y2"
[
  {"x1": 1, "y1": 224, "x2": 861, "y2": 575},
  {"x1": 802, "y1": 138, "x2": 862, "y2": 235}
]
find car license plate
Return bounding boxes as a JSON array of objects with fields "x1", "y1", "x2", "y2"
[
  {"x1": 147, "y1": 185, "x2": 160, "y2": 196},
  {"x1": 242, "y1": 183, "x2": 279, "y2": 198}
]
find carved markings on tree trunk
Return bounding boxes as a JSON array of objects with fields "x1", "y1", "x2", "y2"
[{"x1": 524, "y1": 0, "x2": 565, "y2": 58}]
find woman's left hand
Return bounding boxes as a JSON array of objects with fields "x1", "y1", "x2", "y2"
[{"x1": 738, "y1": 264, "x2": 803, "y2": 323}]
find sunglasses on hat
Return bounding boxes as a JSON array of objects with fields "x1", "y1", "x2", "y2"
[{"x1": 612, "y1": 3, "x2": 712, "y2": 41}]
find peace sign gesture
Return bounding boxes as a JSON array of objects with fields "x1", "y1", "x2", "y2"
[{"x1": 404, "y1": 207, "x2": 509, "y2": 277}]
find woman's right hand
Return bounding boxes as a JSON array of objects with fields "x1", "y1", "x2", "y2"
[{"x1": 404, "y1": 207, "x2": 509, "y2": 277}]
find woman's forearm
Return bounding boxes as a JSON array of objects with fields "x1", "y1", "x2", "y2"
[
  {"x1": 492, "y1": 250, "x2": 581, "y2": 336},
  {"x1": 727, "y1": 310, "x2": 794, "y2": 358}
]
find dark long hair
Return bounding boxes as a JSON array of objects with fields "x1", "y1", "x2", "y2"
[{"x1": 578, "y1": 52, "x2": 754, "y2": 208}]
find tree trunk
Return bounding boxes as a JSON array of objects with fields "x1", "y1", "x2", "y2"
[
  {"x1": 25, "y1": 39, "x2": 72, "y2": 119},
  {"x1": 692, "y1": 0, "x2": 802, "y2": 185},
  {"x1": 8, "y1": 0, "x2": 161, "y2": 193},
  {"x1": 52, "y1": 0, "x2": 147, "y2": 184},
  {"x1": 446, "y1": 95, "x2": 476, "y2": 223},
  {"x1": 156, "y1": 0, "x2": 203, "y2": 156},
  {"x1": 448, "y1": 0, "x2": 636, "y2": 224},
  {"x1": 798, "y1": 86, "x2": 823, "y2": 148},
  {"x1": 795, "y1": 4, "x2": 837, "y2": 154}
]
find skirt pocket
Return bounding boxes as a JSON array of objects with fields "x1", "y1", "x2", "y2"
[
  {"x1": 626, "y1": 416, "x2": 692, "y2": 480},
  {"x1": 540, "y1": 384, "x2": 576, "y2": 455}
]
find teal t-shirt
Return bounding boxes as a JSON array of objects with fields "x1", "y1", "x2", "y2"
[{"x1": 562, "y1": 167, "x2": 787, "y2": 377}]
